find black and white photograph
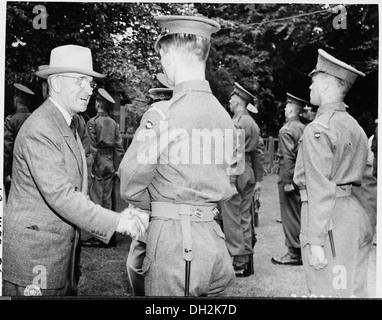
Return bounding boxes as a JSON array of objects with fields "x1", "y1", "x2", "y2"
[{"x1": 0, "y1": 0, "x2": 380, "y2": 308}]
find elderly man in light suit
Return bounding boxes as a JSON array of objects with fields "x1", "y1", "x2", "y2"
[{"x1": 2, "y1": 45, "x2": 148, "y2": 296}]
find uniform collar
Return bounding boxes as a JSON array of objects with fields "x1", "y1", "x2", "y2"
[
  {"x1": 317, "y1": 101, "x2": 346, "y2": 117},
  {"x1": 286, "y1": 115, "x2": 300, "y2": 123},
  {"x1": 97, "y1": 111, "x2": 109, "y2": 116},
  {"x1": 234, "y1": 109, "x2": 249, "y2": 119},
  {"x1": 172, "y1": 79, "x2": 211, "y2": 96}
]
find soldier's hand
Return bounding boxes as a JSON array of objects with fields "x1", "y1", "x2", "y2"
[
  {"x1": 308, "y1": 244, "x2": 328, "y2": 270},
  {"x1": 284, "y1": 183, "x2": 295, "y2": 193},
  {"x1": 130, "y1": 208, "x2": 150, "y2": 232}
]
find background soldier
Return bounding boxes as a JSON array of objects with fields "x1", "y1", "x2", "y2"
[
  {"x1": 220, "y1": 82, "x2": 262, "y2": 277},
  {"x1": 81, "y1": 88, "x2": 125, "y2": 248},
  {"x1": 126, "y1": 83, "x2": 173, "y2": 296},
  {"x1": 272, "y1": 93, "x2": 306, "y2": 266},
  {"x1": 3, "y1": 83, "x2": 34, "y2": 198},
  {"x1": 293, "y1": 49, "x2": 373, "y2": 297},
  {"x1": 119, "y1": 15, "x2": 237, "y2": 296},
  {"x1": 299, "y1": 104, "x2": 318, "y2": 125}
]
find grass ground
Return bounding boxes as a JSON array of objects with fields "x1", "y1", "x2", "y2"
[{"x1": 77, "y1": 174, "x2": 376, "y2": 298}]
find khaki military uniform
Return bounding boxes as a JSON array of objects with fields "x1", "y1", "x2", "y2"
[
  {"x1": 277, "y1": 116, "x2": 305, "y2": 252},
  {"x1": 293, "y1": 102, "x2": 373, "y2": 297},
  {"x1": 220, "y1": 110, "x2": 262, "y2": 268},
  {"x1": 352, "y1": 141, "x2": 377, "y2": 249},
  {"x1": 126, "y1": 87, "x2": 174, "y2": 296},
  {"x1": 126, "y1": 235, "x2": 147, "y2": 296},
  {"x1": 119, "y1": 80, "x2": 237, "y2": 296},
  {"x1": 86, "y1": 112, "x2": 124, "y2": 209}
]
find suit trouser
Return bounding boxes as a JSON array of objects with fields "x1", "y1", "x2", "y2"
[
  {"x1": 126, "y1": 238, "x2": 146, "y2": 296},
  {"x1": 143, "y1": 218, "x2": 235, "y2": 296},
  {"x1": 300, "y1": 195, "x2": 374, "y2": 298},
  {"x1": 278, "y1": 181, "x2": 301, "y2": 250}
]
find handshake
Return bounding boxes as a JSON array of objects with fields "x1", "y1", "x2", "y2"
[{"x1": 116, "y1": 205, "x2": 150, "y2": 239}]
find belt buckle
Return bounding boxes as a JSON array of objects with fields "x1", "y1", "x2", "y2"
[
  {"x1": 193, "y1": 208, "x2": 202, "y2": 219},
  {"x1": 212, "y1": 207, "x2": 219, "y2": 216}
]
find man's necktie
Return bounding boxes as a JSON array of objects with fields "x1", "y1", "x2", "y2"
[{"x1": 69, "y1": 119, "x2": 77, "y2": 140}]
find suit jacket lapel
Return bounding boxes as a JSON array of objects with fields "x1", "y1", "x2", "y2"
[{"x1": 42, "y1": 100, "x2": 83, "y2": 176}]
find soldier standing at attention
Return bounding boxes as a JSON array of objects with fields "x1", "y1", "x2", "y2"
[
  {"x1": 220, "y1": 82, "x2": 262, "y2": 278},
  {"x1": 299, "y1": 104, "x2": 318, "y2": 125},
  {"x1": 3, "y1": 83, "x2": 34, "y2": 198},
  {"x1": 271, "y1": 93, "x2": 306, "y2": 266},
  {"x1": 82, "y1": 88, "x2": 125, "y2": 247},
  {"x1": 119, "y1": 15, "x2": 237, "y2": 296},
  {"x1": 293, "y1": 49, "x2": 373, "y2": 297}
]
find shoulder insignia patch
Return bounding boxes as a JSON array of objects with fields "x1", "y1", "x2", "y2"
[{"x1": 314, "y1": 132, "x2": 321, "y2": 141}]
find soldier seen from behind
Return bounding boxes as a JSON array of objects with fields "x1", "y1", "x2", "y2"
[
  {"x1": 119, "y1": 15, "x2": 237, "y2": 296},
  {"x1": 81, "y1": 88, "x2": 125, "y2": 248}
]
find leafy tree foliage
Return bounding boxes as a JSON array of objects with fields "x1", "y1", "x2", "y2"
[
  {"x1": 197, "y1": 3, "x2": 378, "y2": 136},
  {"x1": 4, "y1": 2, "x2": 195, "y2": 119},
  {"x1": 5, "y1": 2, "x2": 378, "y2": 136}
]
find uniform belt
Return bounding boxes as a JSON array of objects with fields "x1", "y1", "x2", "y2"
[
  {"x1": 151, "y1": 202, "x2": 218, "y2": 222},
  {"x1": 151, "y1": 202, "x2": 219, "y2": 263},
  {"x1": 300, "y1": 185, "x2": 352, "y2": 202}
]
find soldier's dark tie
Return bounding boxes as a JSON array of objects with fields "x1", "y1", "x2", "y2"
[{"x1": 69, "y1": 119, "x2": 77, "y2": 140}]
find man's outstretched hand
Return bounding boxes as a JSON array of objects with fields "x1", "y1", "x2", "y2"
[{"x1": 116, "y1": 206, "x2": 149, "y2": 239}]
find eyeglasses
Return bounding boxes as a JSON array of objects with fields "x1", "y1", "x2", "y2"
[{"x1": 58, "y1": 75, "x2": 97, "y2": 89}]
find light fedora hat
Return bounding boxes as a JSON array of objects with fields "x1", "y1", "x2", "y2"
[{"x1": 36, "y1": 44, "x2": 105, "y2": 79}]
